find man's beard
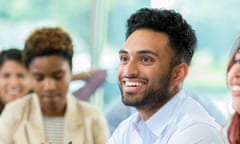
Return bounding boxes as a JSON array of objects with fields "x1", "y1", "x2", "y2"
[{"x1": 119, "y1": 73, "x2": 171, "y2": 110}]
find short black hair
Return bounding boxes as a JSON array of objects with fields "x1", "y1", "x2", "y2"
[
  {"x1": 126, "y1": 8, "x2": 197, "y2": 66},
  {"x1": 0, "y1": 48, "x2": 23, "y2": 68}
]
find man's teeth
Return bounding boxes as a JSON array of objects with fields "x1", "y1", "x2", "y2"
[
  {"x1": 125, "y1": 82, "x2": 142, "y2": 87},
  {"x1": 232, "y1": 85, "x2": 240, "y2": 91}
]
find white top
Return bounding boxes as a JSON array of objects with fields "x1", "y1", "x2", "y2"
[
  {"x1": 44, "y1": 117, "x2": 64, "y2": 144},
  {"x1": 108, "y1": 89, "x2": 226, "y2": 144}
]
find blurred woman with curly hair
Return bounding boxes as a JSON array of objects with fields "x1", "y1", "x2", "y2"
[{"x1": 0, "y1": 27, "x2": 109, "y2": 144}]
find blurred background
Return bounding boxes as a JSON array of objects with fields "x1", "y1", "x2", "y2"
[{"x1": 0, "y1": 0, "x2": 238, "y2": 125}]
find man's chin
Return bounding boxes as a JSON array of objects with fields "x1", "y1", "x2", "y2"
[{"x1": 122, "y1": 99, "x2": 141, "y2": 107}]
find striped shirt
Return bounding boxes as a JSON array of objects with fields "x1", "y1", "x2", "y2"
[{"x1": 44, "y1": 117, "x2": 64, "y2": 144}]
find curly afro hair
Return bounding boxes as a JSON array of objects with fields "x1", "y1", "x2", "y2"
[{"x1": 23, "y1": 27, "x2": 73, "y2": 69}]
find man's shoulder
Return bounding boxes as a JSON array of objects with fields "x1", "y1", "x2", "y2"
[
  {"x1": 167, "y1": 96, "x2": 225, "y2": 142},
  {"x1": 174, "y1": 95, "x2": 218, "y2": 126},
  {"x1": 168, "y1": 122, "x2": 226, "y2": 144},
  {"x1": 163, "y1": 95, "x2": 225, "y2": 143}
]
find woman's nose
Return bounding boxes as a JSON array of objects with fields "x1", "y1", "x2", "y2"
[{"x1": 43, "y1": 78, "x2": 56, "y2": 91}]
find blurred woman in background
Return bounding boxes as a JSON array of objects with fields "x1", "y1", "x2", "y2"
[
  {"x1": 0, "y1": 48, "x2": 106, "y2": 114},
  {"x1": 227, "y1": 36, "x2": 240, "y2": 144},
  {"x1": 0, "y1": 48, "x2": 31, "y2": 114},
  {"x1": 0, "y1": 27, "x2": 109, "y2": 144}
]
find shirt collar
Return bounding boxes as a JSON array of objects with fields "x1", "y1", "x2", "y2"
[{"x1": 133, "y1": 89, "x2": 186, "y2": 137}]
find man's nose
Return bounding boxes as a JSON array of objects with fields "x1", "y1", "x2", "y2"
[{"x1": 122, "y1": 60, "x2": 139, "y2": 76}]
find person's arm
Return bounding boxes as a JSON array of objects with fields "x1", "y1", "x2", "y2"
[
  {"x1": 71, "y1": 71, "x2": 90, "y2": 81},
  {"x1": 71, "y1": 69, "x2": 105, "y2": 81},
  {"x1": 72, "y1": 69, "x2": 107, "y2": 101}
]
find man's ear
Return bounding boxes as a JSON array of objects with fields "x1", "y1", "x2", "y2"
[{"x1": 171, "y1": 63, "x2": 188, "y2": 86}]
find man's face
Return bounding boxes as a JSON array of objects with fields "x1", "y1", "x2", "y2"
[
  {"x1": 29, "y1": 55, "x2": 71, "y2": 109},
  {"x1": 118, "y1": 29, "x2": 175, "y2": 109}
]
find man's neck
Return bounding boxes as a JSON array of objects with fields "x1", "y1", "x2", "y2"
[
  {"x1": 137, "y1": 88, "x2": 180, "y2": 122},
  {"x1": 138, "y1": 105, "x2": 161, "y2": 122}
]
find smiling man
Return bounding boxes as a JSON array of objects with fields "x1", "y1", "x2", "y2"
[{"x1": 108, "y1": 8, "x2": 225, "y2": 144}]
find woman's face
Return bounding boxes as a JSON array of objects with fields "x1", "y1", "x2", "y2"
[
  {"x1": 0, "y1": 60, "x2": 31, "y2": 104},
  {"x1": 28, "y1": 55, "x2": 71, "y2": 115},
  {"x1": 227, "y1": 49, "x2": 240, "y2": 113}
]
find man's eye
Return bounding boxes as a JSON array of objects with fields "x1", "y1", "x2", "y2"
[
  {"x1": 141, "y1": 56, "x2": 153, "y2": 62},
  {"x1": 120, "y1": 56, "x2": 129, "y2": 63}
]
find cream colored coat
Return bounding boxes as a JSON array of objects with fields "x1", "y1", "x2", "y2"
[{"x1": 0, "y1": 93, "x2": 109, "y2": 144}]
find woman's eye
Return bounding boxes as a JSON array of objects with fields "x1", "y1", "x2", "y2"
[
  {"x1": 17, "y1": 73, "x2": 26, "y2": 79},
  {"x1": 34, "y1": 75, "x2": 43, "y2": 81},
  {"x1": 54, "y1": 74, "x2": 63, "y2": 80},
  {"x1": 235, "y1": 59, "x2": 240, "y2": 64},
  {"x1": 1, "y1": 73, "x2": 10, "y2": 78}
]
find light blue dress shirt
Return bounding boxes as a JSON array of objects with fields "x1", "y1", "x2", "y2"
[{"x1": 108, "y1": 89, "x2": 226, "y2": 144}]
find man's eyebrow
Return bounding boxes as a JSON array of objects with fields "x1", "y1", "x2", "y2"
[
  {"x1": 119, "y1": 49, "x2": 159, "y2": 57},
  {"x1": 119, "y1": 49, "x2": 127, "y2": 54},
  {"x1": 137, "y1": 50, "x2": 159, "y2": 57}
]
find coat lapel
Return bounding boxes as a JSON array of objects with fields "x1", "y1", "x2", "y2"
[
  {"x1": 64, "y1": 95, "x2": 85, "y2": 144},
  {"x1": 18, "y1": 94, "x2": 87, "y2": 143},
  {"x1": 24, "y1": 94, "x2": 45, "y2": 143}
]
